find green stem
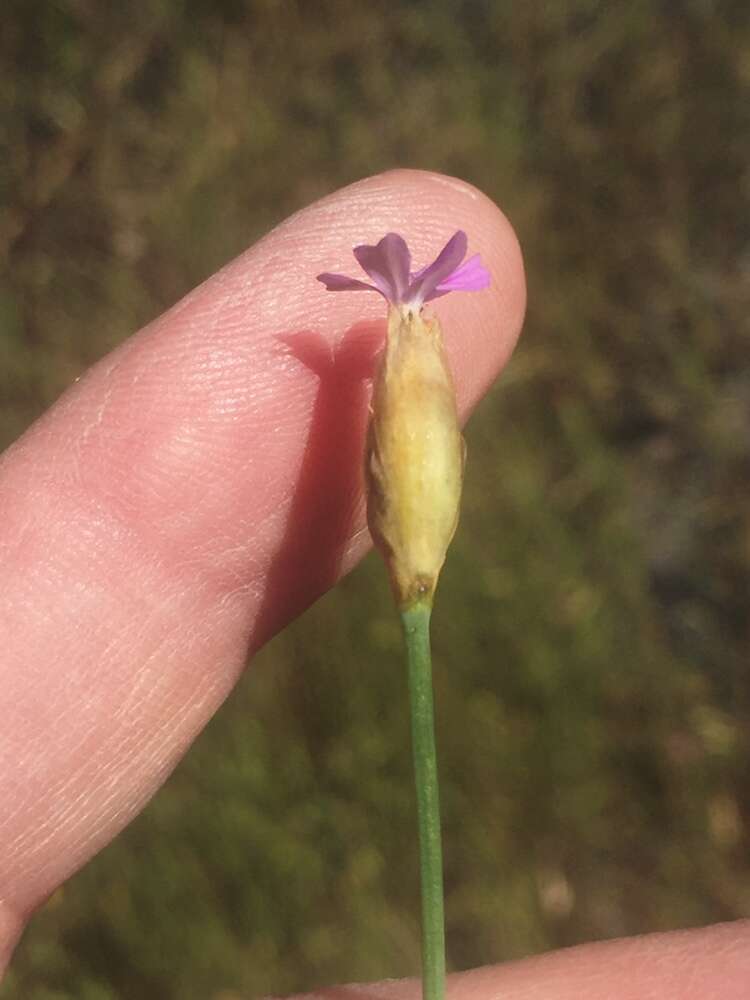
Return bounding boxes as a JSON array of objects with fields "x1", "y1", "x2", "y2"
[{"x1": 401, "y1": 600, "x2": 445, "y2": 1000}]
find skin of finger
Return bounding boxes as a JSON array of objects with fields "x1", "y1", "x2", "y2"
[
  {"x1": 284, "y1": 921, "x2": 750, "y2": 1000},
  {"x1": 0, "y1": 169, "x2": 526, "y2": 954}
]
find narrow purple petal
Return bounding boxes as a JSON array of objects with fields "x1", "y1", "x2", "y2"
[
  {"x1": 318, "y1": 230, "x2": 489, "y2": 308},
  {"x1": 406, "y1": 230, "x2": 468, "y2": 306},
  {"x1": 353, "y1": 233, "x2": 411, "y2": 304},
  {"x1": 424, "y1": 254, "x2": 491, "y2": 301},
  {"x1": 317, "y1": 272, "x2": 381, "y2": 294}
]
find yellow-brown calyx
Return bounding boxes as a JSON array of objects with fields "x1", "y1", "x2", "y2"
[{"x1": 366, "y1": 306, "x2": 465, "y2": 610}]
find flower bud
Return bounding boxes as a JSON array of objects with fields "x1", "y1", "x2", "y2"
[{"x1": 366, "y1": 306, "x2": 465, "y2": 609}]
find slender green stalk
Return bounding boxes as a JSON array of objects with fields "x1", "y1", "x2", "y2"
[{"x1": 401, "y1": 600, "x2": 445, "y2": 1000}]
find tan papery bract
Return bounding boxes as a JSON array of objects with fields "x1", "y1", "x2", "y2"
[{"x1": 366, "y1": 306, "x2": 465, "y2": 609}]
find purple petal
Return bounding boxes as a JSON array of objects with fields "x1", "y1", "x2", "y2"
[
  {"x1": 406, "y1": 230, "x2": 468, "y2": 306},
  {"x1": 424, "y1": 254, "x2": 491, "y2": 301},
  {"x1": 316, "y1": 272, "x2": 381, "y2": 294},
  {"x1": 318, "y1": 230, "x2": 489, "y2": 308},
  {"x1": 353, "y1": 233, "x2": 411, "y2": 304}
]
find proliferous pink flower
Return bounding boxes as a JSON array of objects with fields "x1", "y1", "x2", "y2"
[{"x1": 317, "y1": 230, "x2": 490, "y2": 310}]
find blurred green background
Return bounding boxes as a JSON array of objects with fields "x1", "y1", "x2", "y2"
[{"x1": 2, "y1": 1, "x2": 749, "y2": 997}]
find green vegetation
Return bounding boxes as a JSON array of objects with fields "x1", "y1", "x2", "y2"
[{"x1": 2, "y1": 2, "x2": 749, "y2": 997}]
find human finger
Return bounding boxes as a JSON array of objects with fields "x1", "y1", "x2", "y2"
[
  {"x1": 282, "y1": 921, "x2": 750, "y2": 1000},
  {"x1": 0, "y1": 169, "x2": 525, "y2": 966}
]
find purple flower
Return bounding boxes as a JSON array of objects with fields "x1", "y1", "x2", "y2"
[{"x1": 317, "y1": 231, "x2": 490, "y2": 310}]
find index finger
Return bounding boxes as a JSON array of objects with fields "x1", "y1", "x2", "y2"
[{"x1": 0, "y1": 169, "x2": 525, "y2": 967}]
